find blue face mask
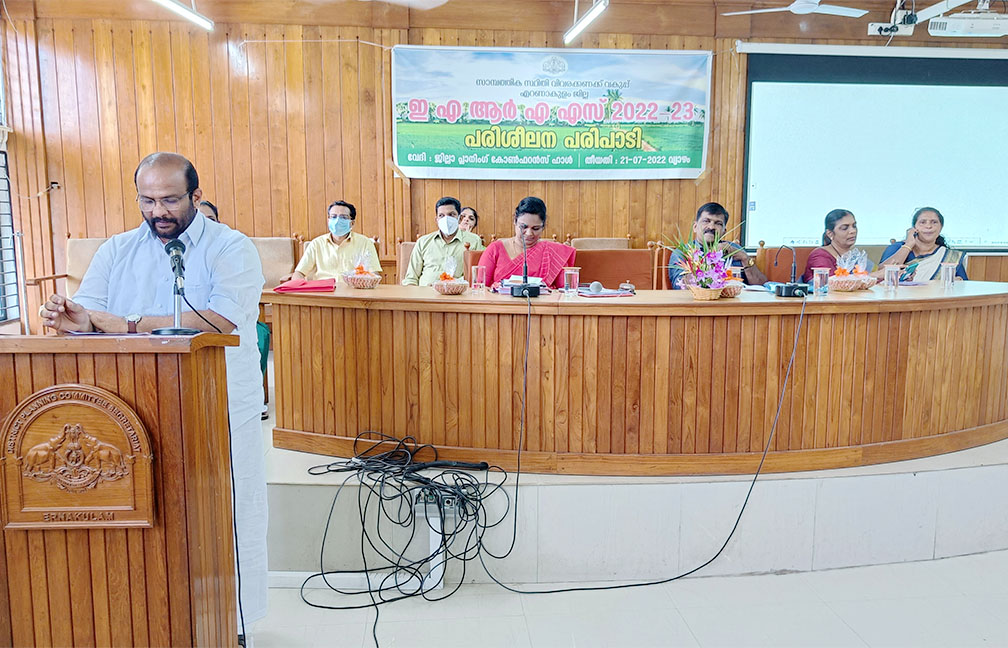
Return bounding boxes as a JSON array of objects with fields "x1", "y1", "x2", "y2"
[{"x1": 328, "y1": 217, "x2": 352, "y2": 238}]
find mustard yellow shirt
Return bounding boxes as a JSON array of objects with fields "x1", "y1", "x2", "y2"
[
  {"x1": 294, "y1": 231, "x2": 381, "y2": 280},
  {"x1": 402, "y1": 230, "x2": 484, "y2": 286}
]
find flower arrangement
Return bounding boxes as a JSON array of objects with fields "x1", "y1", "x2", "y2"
[
  {"x1": 433, "y1": 259, "x2": 468, "y2": 294},
  {"x1": 672, "y1": 237, "x2": 734, "y2": 290}
]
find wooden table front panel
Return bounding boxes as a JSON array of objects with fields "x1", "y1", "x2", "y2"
[{"x1": 270, "y1": 286, "x2": 1008, "y2": 474}]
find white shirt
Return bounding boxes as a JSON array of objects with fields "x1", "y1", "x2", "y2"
[{"x1": 73, "y1": 212, "x2": 266, "y2": 427}]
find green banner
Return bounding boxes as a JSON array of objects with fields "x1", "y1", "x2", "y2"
[{"x1": 392, "y1": 46, "x2": 711, "y2": 180}]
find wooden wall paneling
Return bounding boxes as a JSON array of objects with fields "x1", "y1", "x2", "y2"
[
  {"x1": 626, "y1": 315, "x2": 644, "y2": 454},
  {"x1": 149, "y1": 22, "x2": 175, "y2": 152},
  {"x1": 664, "y1": 317, "x2": 682, "y2": 454},
  {"x1": 310, "y1": 306, "x2": 324, "y2": 434},
  {"x1": 170, "y1": 25, "x2": 197, "y2": 194},
  {"x1": 567, "y1": 315, "x2": 583, "y2": 453},
  {"x1": 510, "y1": 313, "x2": 525, "y2": 451},
  {"x1": 581, "y1": 315, "x2": 598, "y2": 453},
  {"x1": 494, "y1": 313, "x2": 510, "y2": 451},
  {"x1": 225, "y1": 27, "x2": 254, "y2": 236},
  {"x1": 0, "y1": 353, "x2": 13, "y2": 646},
  {"x1": 338, "y1": 27, "x2": 363, "y2": 211},
  {"x1": 596, "y1": 315, "x2": 613, "y2": 453},
  {"x1": 283, "y1": 25, "x2": 309, "y2": 240},
  {"x1": 649, "y1": 316, "x2": 668, "y2": 455},
  {"x1": 5, "y1": 19, "x2": 54, "y2": 317},
  {"x1": 264, "y1": 24, "x2": 290, "y2": 237},
  {"x1": 891, "y1": 312, "x2": 910, "y2": 441},
  {"x1": 52, "y1": 22, "x2": 86, "y2": 239},
  {"x1": 610, "y1": 315, "x2": 627, "y2": 453},
  {"x1": 110, "y1": 23, "x2": 139, "y2": 228},
  {"x1": 243, "y1": 24, "x2": 270, "y2": 236},
  {"x1": 206, "y1": 26, "x2": 235, "y2": 227},
  {"x1": 130, "y1": 21, "x2": 157, "y2": 166},
  {"x1": 680, "y1": 317, "x2": 696, "y2": 453},
  {"x1": 319, "y1": 25, "x2": 343, "y2": 214},
  {"x1": 190, "y1": 28, "x2": 217, "y2": 210}
]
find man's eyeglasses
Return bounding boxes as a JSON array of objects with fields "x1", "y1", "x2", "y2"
[{"x1": 136, "y1": 192, "x2": 192, "y2": 212}]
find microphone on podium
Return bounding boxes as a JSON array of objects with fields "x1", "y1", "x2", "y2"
[
  {"x1": 510, "y1": 223, "x2": 540, "y2": 298},
  {"x1": 152, "y1": 238, "x2": 201, "y2": 336}
]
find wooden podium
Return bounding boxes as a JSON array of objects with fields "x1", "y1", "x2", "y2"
[{"x1": 0, "y1": 334, "x2": 239, "y2": 647}]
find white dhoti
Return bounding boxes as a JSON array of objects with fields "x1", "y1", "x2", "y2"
[{"x1": 230, "y1": 412, "x2": 269, "y2": 626}]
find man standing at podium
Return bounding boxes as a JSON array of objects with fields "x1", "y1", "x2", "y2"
[{"x1": 39, "y1": 152, "x2": 269, "y2": 635}]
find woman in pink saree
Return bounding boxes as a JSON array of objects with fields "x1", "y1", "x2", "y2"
[{"x1": 479, "y1": 197, "x2": 576, "y2": 290}]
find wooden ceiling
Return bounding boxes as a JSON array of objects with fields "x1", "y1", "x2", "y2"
[{"x1": 8, "y1": 0, "x2": 998, "y2": 43}]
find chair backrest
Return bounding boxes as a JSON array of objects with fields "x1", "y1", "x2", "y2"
[
  {"x1": 463, "y1": 248, "x2": 483, "y2": 281},
  {"x1": 755, "y1": 243, "x2": 816, "y2": 283},
  {"x1": 652, "y1": 244, "x2": 674, "y2": 290},
  {"x1": 250, "y1": 237, "x2": 298, "y2": 289},
  {"x1": 65, "y1": 238, "x2": 108, "y2": 297},
  {"x1": 397, "y1": 241, "x2": 416, "y2": 284},
  {"x1": 570, "y1": 237, "x2": 631, "y2": 250},
  {"x1": 576, "y1": 249, "x2": 653, "y2": 288},
  {"x1": 860, "y1": 244, "x2": 891, "y2": 268}
]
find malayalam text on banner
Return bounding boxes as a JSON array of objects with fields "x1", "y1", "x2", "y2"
[{"x1": 391, "y1": 46, "x2": 712, "y2": 180}]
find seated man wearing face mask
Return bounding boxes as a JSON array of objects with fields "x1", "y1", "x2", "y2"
[
  {"x1": 402, "y1": 196, "x2": 484, "y2": 286},
  {"x1": 292, "y1": 200, "x2": 381, "y2": 280}
]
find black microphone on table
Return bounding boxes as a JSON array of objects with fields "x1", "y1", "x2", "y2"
[
  {"x1": 773, "y1": 244, "x2": 807, "y2": 298},
  {"x1": 510, "y1": 223, "x2": 541, "y2": 298}
]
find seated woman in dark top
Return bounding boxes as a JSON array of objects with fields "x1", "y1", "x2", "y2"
[
  {"x1": 879, "y1": 207, "x2": 968, "y2": 281},
  {"x1": 801, "y1": 209, "x2": 877, "y2": 282}
]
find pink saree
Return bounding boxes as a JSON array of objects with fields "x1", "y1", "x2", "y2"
[{"x1": 481, "y1": 239, "x2": 576, "y2": 289}]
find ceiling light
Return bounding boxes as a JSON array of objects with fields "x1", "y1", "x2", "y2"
[
  {"x1": 149, "y1": 0, "x2": 214, "y2": 31},
  {"x1": 563, "y1": 0, "x2": 609, "y2": 45}
]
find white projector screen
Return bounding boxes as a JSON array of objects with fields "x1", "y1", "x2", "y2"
[{"x1": 743, "y1": 56, "x2": 1008, "y2": 249}]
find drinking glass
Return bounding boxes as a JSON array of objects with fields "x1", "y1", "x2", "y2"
[
  {"x1": 472, "y1": 265, "x2": 487, "y2": 294},
  {"x1": 940, "y1": 262, "x2": 956, "y2": 290},
  {"x1": 883, "y1": 265, "x2": 900, "y2": 292},
  {"x1": 562, "y1": 267, "x2": 580, "y2": 295},
  {"x1": 812, "y1": 267, "x2": 829, "y2": 297}
]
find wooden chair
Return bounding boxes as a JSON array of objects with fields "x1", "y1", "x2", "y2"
[
  {"x1": 463, "y1": 246, "x2": 483, "y2": 281},
  {"x1": 397, "y1": 240, "x2": 416, "y2": 284},
  {"x1": 570, "y1": 235, "x2": 632, "y2": 250},
  {"x1": 649, "y1": 242, "x2": 675, "y2": 290},
  {"x1": 26, "y1": 237, "x2": 107, "y2": 304},
  {"x1": 576, "y1": 249, "x2": 653, "y2": 288}
]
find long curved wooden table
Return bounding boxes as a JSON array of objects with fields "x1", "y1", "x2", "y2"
[{"x1": 265, "y1": 282, "x2": 1008, "y2": 475}]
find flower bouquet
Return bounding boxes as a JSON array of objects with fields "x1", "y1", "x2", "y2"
[{"x1": 672, "y1": 237, "x2": 736, "y2": 300}]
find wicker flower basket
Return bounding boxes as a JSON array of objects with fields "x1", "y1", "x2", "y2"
[
  {"x1": 828, "y1": 275, "x2": 875, "y2": 292},
  {"x1": 343, "y1": 272, "x2": 381, "y2": 289},
  {"x1": 687, "y1": 284, "x2": 723, "y2": 300},
  {"x1": 720, "y1": 282, "x2": 743, "y2": 298},
  {"x1": 433, "y1": 279, "x2": 468, "y2": 295}
]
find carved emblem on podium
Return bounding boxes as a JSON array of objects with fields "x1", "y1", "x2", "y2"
[
  {"x1": 23, "y1": 423, "x2": 130, "y2": 492},
  {"x1": 2, "y1": 384, "x2": 155, "y2": 529}
]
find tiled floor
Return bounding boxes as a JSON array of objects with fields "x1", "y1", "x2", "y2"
[{"x1": 251, "y1": 549, "x2": 1008, "y2": 648}]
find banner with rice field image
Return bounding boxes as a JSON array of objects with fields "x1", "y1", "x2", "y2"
[{"x1": 391, "y1": 45, "x2": 711, "y2": 180}]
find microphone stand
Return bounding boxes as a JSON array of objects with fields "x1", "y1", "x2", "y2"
[
  {"x1": 152, "y1": 240, "x2": 202, "y2": 336},
  {"x1": 773, "y1": 244, "x2": 807, "y2": 298},
  {"x1": 510, "y1": 225, "x2": 540, "y2": 298}
]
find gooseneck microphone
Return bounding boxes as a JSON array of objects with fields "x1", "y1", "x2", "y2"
[
  {"x1": 510, "y1": 224, "x2": 541, "y2": 298},
  {"x1": 152, "y1": 238, "x2": 202, "y2": 336}
]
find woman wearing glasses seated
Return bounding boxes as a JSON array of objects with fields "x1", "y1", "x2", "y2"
[
  {"x1": 478, "y1": 196, "x2": 576, "y2": 290},
  {"x1": 879, "y1": 207, "x2": 968, "y2": 282}
]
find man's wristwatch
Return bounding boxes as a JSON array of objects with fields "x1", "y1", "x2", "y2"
[{"x1": 126, "y1": 313, "x2": 142, "y2": 334}]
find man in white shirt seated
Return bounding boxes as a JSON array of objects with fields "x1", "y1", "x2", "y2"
[
  {"x1": 290, "y1": 200, "x2": 381, "y2": 280},
  {"x1": 39, "y1": 152, "x2": 269, "y2": 640}
]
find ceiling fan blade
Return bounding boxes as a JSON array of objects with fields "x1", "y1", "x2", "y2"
[
  {"x1": 813, "y1": 4, "x2": 870, "y2": 16},
  {"x1": 721, "y1": 7, "x2": 791, "y2": 15}
]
